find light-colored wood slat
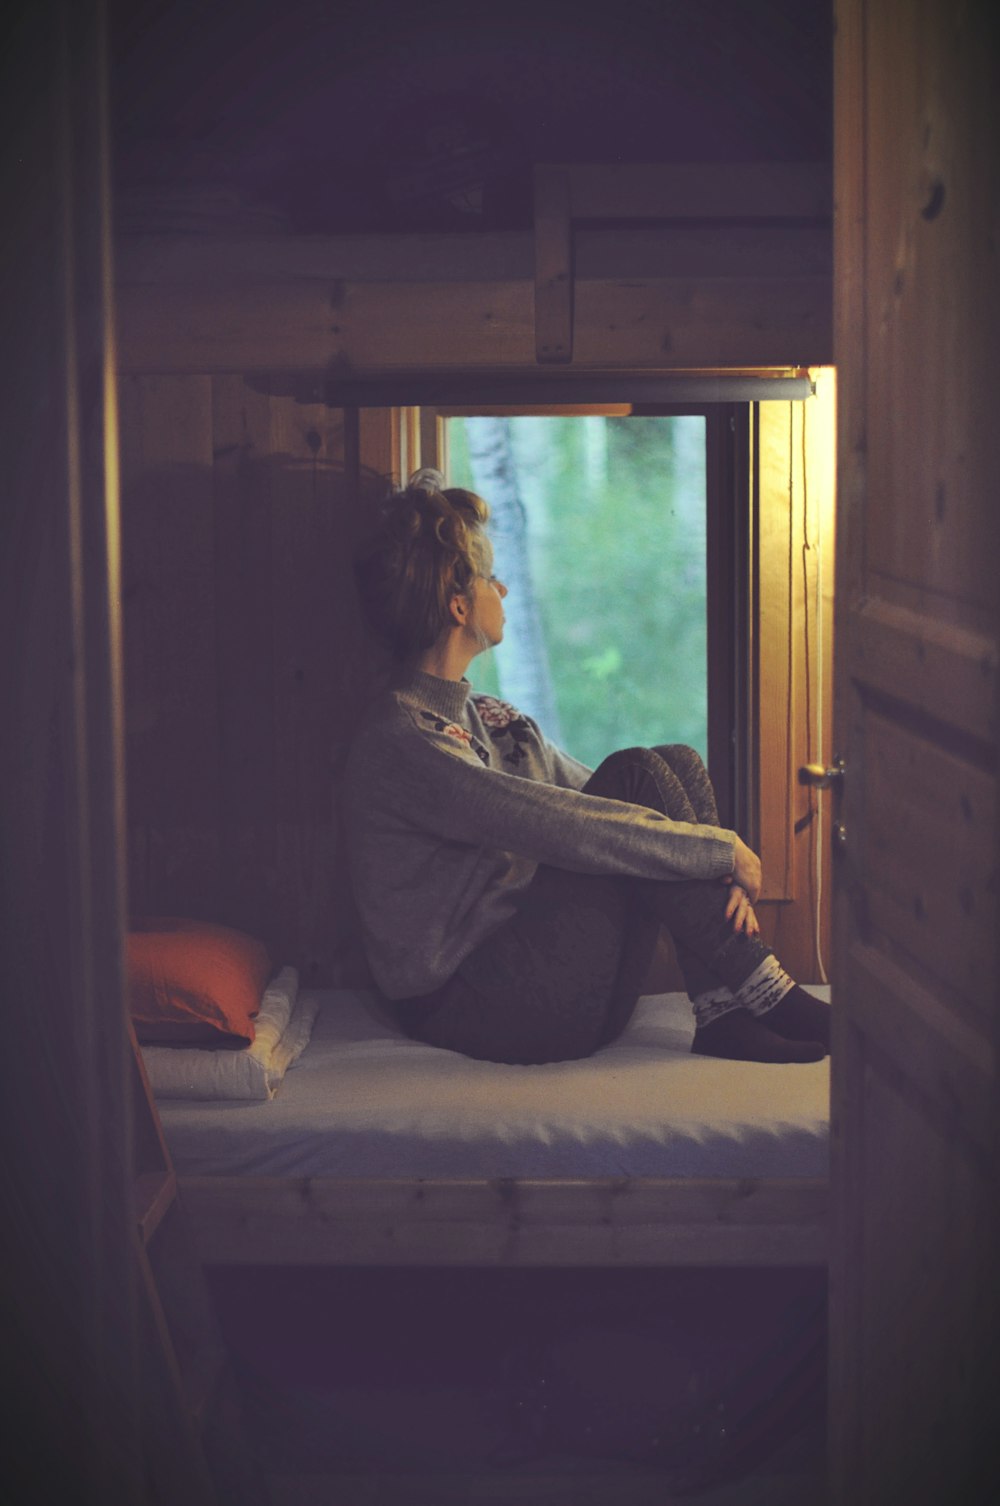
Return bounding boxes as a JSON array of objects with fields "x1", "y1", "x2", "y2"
[
  {"x1": 116, "y1": 270, "x2": 832, "y2": 374},
  {"x1": 861, "y1": 710, "x2": 995, "y2": 1008},
  {"x1": 134, "y1": 1169, "x2": 177, "y2": 1248},
  {"x1": 357, "y1": 406, "x2": 400, "y2": 491},
  {"x1": 841, "y1": 938, "x2": 994, "y2": 1158},
  {"x1": 533, "y1": 165, "x2": 573, "y2": 363},
  {"x1": 178, "y1": 1176, "x2": 828, "y2": 1268},
  {"x1": 846, "y1": 596, "x2": 997, "y2": 746},
  {"x1": 559, "y1": 162, "x2": 833, "y2": 221},
  {"x1": 418, "y1": 407, "x2": 443, "y2": 472},
  {"x1": 572, "y1": 276, "x2": 831, "y2": 368},
  {"x1": 757, "y1": 401, "x2": 795, "y2": 901}
]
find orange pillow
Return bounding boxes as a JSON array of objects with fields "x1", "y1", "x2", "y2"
[{"x1": 128, "y1": 918, "x2": 272, "y2": 1048}]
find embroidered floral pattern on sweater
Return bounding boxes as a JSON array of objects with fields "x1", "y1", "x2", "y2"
[
  {"x1": 419, "y1": 710, "x2": 490, "y2": 765},
  {"x1": 473, "y1": 695, "x2": 534, "y2": 766}
]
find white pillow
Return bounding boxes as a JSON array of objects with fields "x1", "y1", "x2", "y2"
[{"x1": 140, "y1": 965, "x2": 318, "y2": 1100}]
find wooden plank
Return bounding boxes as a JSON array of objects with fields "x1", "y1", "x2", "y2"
[
  {"x1": 755, "y1": 373, "x2": 837, "y2": 981},
  {"x1": 861, "y1": 708, "x2": 995, "y2": 1009},
  {"x1": 842, "y1": 938, "x2": 994, "y2": 1158},
  {"x1": 119, "y1": 374, "x2": 222, "y2": 915},
  {"x1": 399, "y1": 405, "x2": 421, "y2": 479},
  {"x1": 418, "y1": 407, "x2": 443, "y2": 473},
  {"x1": 864, "y1": 6, "x2": 999, "y2": 622},
  {"x1": 268, "y1": 391, "x2": 349, "y2": 984},
  {"x1": 116, "y1": 266, "x2": 832, "y2": 374},
  {"x1": 572, "y1": 275, "x2": 832, "y2": 369},
  {"x1": 178, "y1": 1176, "x2": 829, "y2": 1268},
  {"x1": 756, "y1": 402, "x2": 795, "y2": 901},
  {"x1": 134, "y1": 1169, "x2": 178, "y2": 1247},
  {"x1": 576, "y1": 225, "x2": 832, "y2": 278},
  {"x1": 211, "y1": 375, "x2": 279, "y2": 950},
  {"x1": 828, "y1": 0, "x2": 869, "y2": 1486},
  {"x1": 830, "y1": 0, "x2": 1000, "y2": 1499},
  {"x1": 856, "y1": 1034, "x2": 995, "y2": 1504},
  {"x1": 114, "y1": 220, "x2": 829, "y2": 291},
  {"x1": 562, "y1": 162, "x2": 833, "y2": 221},
  {"x1": 533, "y1": 165, "x2": 573, "y2": 362},
  {"x1": 115, "y1": 230, "x2": 537, "y2": 285},
  {"x1": 846, "y1": 595, "x2": 997, "y2": 747}
]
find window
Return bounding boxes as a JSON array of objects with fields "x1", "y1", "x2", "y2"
[{"x1": 445, "y1": 413, "x2": 710, "y2": 774}]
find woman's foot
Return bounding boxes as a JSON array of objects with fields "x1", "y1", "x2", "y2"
[
  {"x1": 692, "y1": 1007, "x2": 825, "y2": 1063},
  {"x1": 758, "y1": 985, "x2": 831, "y2": 1050}
]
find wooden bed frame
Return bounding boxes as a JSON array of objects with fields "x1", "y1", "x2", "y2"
[{"x1": 178, "y1": 1174, "x2": 828, "y2": 1269}]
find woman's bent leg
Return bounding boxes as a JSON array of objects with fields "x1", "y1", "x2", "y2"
[
  {"x1": 402, "y1": 867, "x2": 660, "y2": 1065},
  {"x1": 582, "y1": 748, "x2": 772, "y2": 997},
  {"x1": 403, "y1": 744, "x2": 827, "y2": 1064},
  {"x1": 584, "y1": 748, "x2": 828, "y2": 1060}
]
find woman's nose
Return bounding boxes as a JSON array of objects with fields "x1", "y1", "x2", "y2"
[{"x1": 497, "y1": 580, "x2": 508, "y2": 598}]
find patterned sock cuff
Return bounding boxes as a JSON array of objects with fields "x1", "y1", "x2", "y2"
[
  {"x1": 736, "y1": 955, "x2": 796, "y2": 1016},
  {"x1": 691, "y1": 987, "x2": 742, "y2": 1029}
]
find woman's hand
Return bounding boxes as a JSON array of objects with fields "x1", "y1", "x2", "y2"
[
  {"x1": 731, "y1": 836, "x2": 762, "y2": 904},
  {"x1": 724, "y1": 883, "x2": 760, "y2": 936}
]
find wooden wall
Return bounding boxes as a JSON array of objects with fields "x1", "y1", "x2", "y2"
[{"x1": 118, "y1": 378, "x2": 394, "y2": 985}]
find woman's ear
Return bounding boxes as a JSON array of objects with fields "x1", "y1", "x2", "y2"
[{"x1": 448, "y1": 591, "x2": 469, "y2": 627}]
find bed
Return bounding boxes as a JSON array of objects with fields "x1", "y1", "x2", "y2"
[{"x1": 155, "y1": 983, "x2": 830, "y2": 1269}]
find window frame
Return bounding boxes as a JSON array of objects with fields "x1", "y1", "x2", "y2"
[{"x1": 436, "y1": 402, "x2": 751, "y2": 833}]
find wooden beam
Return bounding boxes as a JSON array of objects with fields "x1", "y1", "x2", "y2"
[
  {"x1": 115, "y1": 226, "x2": 832, "y2": 375},
  {"x1": 178, "y1": 1175, "x2": 829, "y2": 1268}
]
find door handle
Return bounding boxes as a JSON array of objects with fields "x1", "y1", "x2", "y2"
[{"x1": 798, "y1": 756, "x2": 845, "y2": 790}]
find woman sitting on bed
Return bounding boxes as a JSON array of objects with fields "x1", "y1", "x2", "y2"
[{"x1": 343, "y1": 470, "x2": 830, "y2": 1067}]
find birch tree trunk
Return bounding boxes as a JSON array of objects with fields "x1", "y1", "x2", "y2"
[{"x1": 463, "y1": 417, "x2": 563, "y2": 740}]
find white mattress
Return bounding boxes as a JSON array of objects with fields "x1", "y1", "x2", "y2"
[{"x1": 158, "y1": 986, "x2": 830, "y2": 1181}]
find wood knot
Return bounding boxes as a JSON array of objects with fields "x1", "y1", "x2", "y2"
[{"x1": 921, "y1": 178, "x2": 946, "y2": 222}]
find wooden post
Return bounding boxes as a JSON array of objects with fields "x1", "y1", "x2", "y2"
[
  {"x1": 1, "y1": 3, "x2": 144, "y2": 1501},
  {"x1": 533, "y1": 166, "x2": 574, "y2": 363}
]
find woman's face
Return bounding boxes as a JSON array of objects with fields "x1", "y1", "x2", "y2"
[
  {"x1": 466, "y1": 535, "x2": 507, "y2": 650},
  {"x1": 469, "y1": 571, "x2": 508, "y2": 651}
]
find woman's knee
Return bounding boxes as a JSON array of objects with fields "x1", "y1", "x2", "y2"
[
  {"x1": 592, "y1": 746, "x2": 666, "y2": 781},
  {"x1": 587, "y1": 746, "x2": 668, "y2": 799},
  {"x1": 584, "y1": 745, "x2": 695, "y2": 818},
  {"x1": 651, "y1": 743, "x2": 706, "y2": 780}
]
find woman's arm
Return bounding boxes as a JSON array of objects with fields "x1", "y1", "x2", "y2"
[{"x1": 374, "y1": 714, "x2": 737, "y2": 885}]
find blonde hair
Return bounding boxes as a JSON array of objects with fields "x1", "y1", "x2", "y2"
[{"x1": 354, "y1": 469, "x2": 492, "y2": 660}]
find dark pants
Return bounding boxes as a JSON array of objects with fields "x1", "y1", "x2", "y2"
[{"x1": 401, "y1": 745, "x2": 774, "y2": 1065}]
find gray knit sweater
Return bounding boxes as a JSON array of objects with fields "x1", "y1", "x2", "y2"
[{"x1": 342, "y1": 670, "x2": 737, "y2": 999}]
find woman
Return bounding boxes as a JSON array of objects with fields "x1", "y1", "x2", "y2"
[{"x1": 344, "y1": 471, "x2": 830, "y2": 1066}]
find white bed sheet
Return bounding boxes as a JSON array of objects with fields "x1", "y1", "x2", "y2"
[{"x1": 157, "y1": 986, "x2": 830, "y2": 1181}]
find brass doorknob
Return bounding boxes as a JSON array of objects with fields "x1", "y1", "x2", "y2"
[{"x1": 798, "y1": 757, "x2": 846, "y2": 790}]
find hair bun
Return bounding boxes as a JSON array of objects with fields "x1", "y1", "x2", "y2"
[{"x1": 407, "y1": 467, "x2": 446, "y2": 493}]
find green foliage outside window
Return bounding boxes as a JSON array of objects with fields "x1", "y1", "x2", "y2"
[{"x1": 447, "y1": 415, "x2": 707, "y2": 769}]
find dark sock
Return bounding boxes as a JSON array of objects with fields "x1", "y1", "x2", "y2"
[
  {"x1": 692, "y1": 1007, "x2": 825, "y2": 1064},
  {"x1": 758, "y1": 985, "x2": 831, "y2": 1049}
]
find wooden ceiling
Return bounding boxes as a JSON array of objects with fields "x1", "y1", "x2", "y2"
[{"x1": 108, "y1": 0, "x2": 833, "y2": 233}]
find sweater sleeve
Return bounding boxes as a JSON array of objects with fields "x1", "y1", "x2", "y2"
[
  {"x1": 386, "y1": 713, "x2": 735, "y2": 883},
  {"x1": 537, "y1": 727, "x2": 593, "y2": 790}
]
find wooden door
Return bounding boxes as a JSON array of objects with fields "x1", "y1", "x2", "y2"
[{"x1": 830, "y1": 1, "x2": 999, "y2": 1501}]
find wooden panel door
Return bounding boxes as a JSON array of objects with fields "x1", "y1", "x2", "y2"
[{"x1": 830, "y1": 1, "x2": 999, "y2": 1501}]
